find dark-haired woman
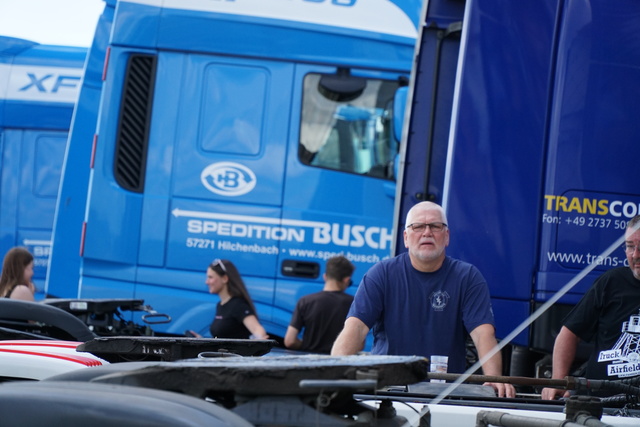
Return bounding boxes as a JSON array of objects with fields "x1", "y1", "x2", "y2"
[
  {"x1": 202, "y1": 259, "x2": 268, "y2": 339},
  {"x1": 0, "y1": 247, "x2": 36, "y2": 301}
]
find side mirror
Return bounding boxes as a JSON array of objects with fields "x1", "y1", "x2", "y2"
[
  {"x1": 318, "y1": 70, "x2": 366, "y2": 102},
  {"x1": 393, "y1": 86, "x2": 408, "y2": 143}
]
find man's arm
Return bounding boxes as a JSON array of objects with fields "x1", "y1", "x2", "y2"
[
  {"x1": 284, "y1": 325, "x2": 302, "y2": 350},
  {"x1": 469, "y1": 323, "x2": 515, "y2": 398},
  {"x1": 541, "y1": 326, "x2": 580, "y2": 400},
  {"x1": 330, "y1": 317, "x2": 369, "y2": 355}
]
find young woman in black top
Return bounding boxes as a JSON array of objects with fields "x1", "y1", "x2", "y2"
[{"x1": 191, "y1": 259, "x2": 268, "y2": 339}]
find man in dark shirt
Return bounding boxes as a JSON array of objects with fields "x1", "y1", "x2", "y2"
[
  {"x1": 330, "y1": 201, "x2": 514, "y2": 398},
  {"x1": 542, "y1": 214, "x2": 640, "y2": 399},
  {"x1": 284, "y1": 256, "x2": 355, "y2": 354}
]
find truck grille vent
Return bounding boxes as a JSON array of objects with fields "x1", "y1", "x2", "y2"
[{"x1": 114, "y1": 54, "x2": 157, "y2": 193}]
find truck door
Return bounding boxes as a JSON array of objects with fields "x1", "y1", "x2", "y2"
[
  {"x1": 274, "y1": 65, "x2": 404, "y2": 333},
  {"x1": 133, "y1": 52, "x2": 295, "y2": 329},
  {"x1": 0, "y1": 130, "x2": 67, "y2": 282}
]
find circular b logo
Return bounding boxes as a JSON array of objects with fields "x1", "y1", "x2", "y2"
[{"x1": 201, "y1": 162, "x2": 257, "y2": 196}]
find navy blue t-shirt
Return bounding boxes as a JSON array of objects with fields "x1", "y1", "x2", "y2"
[{"x1": 348, "y1": 253, "x2": 495, "y2": 373}]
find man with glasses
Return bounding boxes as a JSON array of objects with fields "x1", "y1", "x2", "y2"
[
  {"x1": 331, "y1": 201, "x2": 515, "y2": 398},
  {"x1": 542, "y1": 215, "x2": 640, "y2": 399}
]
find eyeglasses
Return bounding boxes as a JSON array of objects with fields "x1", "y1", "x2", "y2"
[
  {"x1": 213, "y1": 258, "x2": 227, "y2": 272},
  {"x1": 406, "y1": 222, "x2": 448, "y2": 233},
  {"x1": 624, "y1": 243, "x2": 640, "y2": 253}
]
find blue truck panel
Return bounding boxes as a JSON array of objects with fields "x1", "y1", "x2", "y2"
[
  {"x1": 0, "y1": 36, "x2": 86, "y2": 289},
  {"x1": 47, "y1": 0, "x2": 116, "y2": 298},
  {"x1": 445, "y1": 0, "x2": 556, "y2": 306}
]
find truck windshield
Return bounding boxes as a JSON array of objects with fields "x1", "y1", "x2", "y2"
[{"x1": 299, "y1": 73, "x2": 399, "y2": 180}]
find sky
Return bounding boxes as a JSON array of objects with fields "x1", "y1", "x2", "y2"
[{"x1": 0, "y1": 0, "x2": 104, "y2": 47}]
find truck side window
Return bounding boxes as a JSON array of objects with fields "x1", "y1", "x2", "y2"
[{"x1": 299, "y1": 73, "x2": 399, "y2": 180}]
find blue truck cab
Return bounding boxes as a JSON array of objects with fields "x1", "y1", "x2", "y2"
[
  {"x1": 46, "y1": 0, "x2": 422, "y2": 339},
  {"x1": 0, "y1": 36, "x2": 85, "y2": 291}
]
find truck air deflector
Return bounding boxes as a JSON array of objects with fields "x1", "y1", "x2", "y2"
[{"x1": 114, "y1": 53, "x2": 157, "y2": 193}]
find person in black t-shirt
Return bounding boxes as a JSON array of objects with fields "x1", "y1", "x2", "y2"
[
  {"x1": 189, "y1": 259, "x2": 268, "y2": 339},
  {"x1": 542, "y1": 215, "x2": 640, "y2": 400},
  {"x1": 284, "y1": 256, "x2": 355, "y2": 354}
]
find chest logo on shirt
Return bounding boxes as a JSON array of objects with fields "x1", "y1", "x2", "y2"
[
  {"x1": 430, "y1": 291, "x2": 450, "y2": 311},
  {"x1": 598, "y1": 309, "x2": 640, "y2": 378}
]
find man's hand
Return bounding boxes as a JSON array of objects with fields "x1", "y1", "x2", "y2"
[
  {"x1": 484, "y1": 381, "x2": 516, "y2": 398},
  {"x1": 541, "y1": 387, "x2": 569, "y2": 400},
  {"x1": 540, "y1": 327, "x2": 580, "y2": 400},
  {"x1": 470, "y1": 324, "x2": 516, "y2": 398}
]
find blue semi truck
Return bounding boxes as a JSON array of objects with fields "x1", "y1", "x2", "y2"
[
  {"x1": 45, "y1": 0, "x2": 422, "y2": 340},
  {"x1": 0, "y1": 36, "x2": 86, "y2": 289},
  {"x1": 395, "y1": 0, "x2": 640, "y2": 375}
]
